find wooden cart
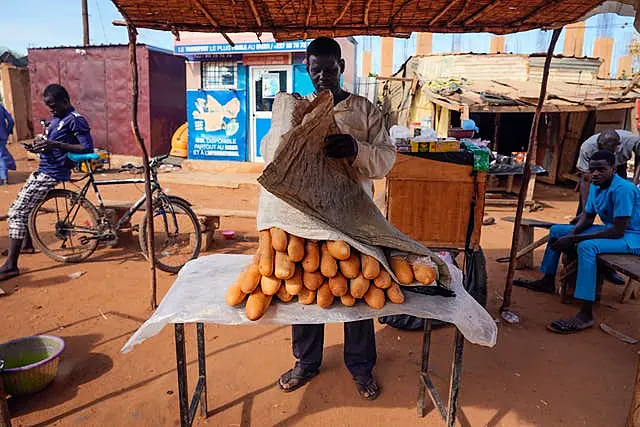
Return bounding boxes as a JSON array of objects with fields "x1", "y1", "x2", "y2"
[{"x1": 384, "y1": 152, "x2": 488, "y2": 426}]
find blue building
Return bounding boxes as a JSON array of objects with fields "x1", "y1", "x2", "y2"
[{"x1": 176, "y1": 33, "x2": 357, "y2": 162}]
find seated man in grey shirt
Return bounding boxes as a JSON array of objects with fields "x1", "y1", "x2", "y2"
[{"x1": 576, "y1": 129, "x2": 640, "y2": 215}]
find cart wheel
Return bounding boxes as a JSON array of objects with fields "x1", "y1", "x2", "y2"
[{"x1": 464, "y1": 248, "x2": 488, "y2": 307}]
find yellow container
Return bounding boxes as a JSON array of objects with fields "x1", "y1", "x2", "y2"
[
  {"x1": 428, "y1": 140, "x2": 460, "y2": 153},
  {"x1": 170, "y1": 123, "x2": 188, "y2": 158}
]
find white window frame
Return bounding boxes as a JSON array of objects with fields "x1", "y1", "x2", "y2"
[{"x1": 201, "y1": 61, "x2": 238, "y2": 90}]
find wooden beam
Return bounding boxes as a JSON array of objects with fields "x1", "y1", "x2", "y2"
[
  {"x1": 246, "y1": 0, "x2": 263, "y2": 28},
  {"x1": 428, "y1": 1, "x2": 459, "y2": 25},
  {"x1": 449, "y1": 0, "x2": 470, "y2": 24},
  {"x1": 364, "y1": 0, "x2": 375, "y2": 26},
  {"x1": 501, "y1": 27, "x2": 562, "y2": 313},
  {"x1": 390, "y1": 0, "x2": 413, "y2": 26},
  {"x1": 511, "y1": 0, "x2": 562, "y2": 25},
  {"x1": 303, "y1": 0, "x2": 313, "y2": 39},
  {"x1": 333, "y1": 0, "x2": 353, "y2": 27},
  {"x1": 189, "y1": 0, "x2": 235, "y2": 46},
  {"x1": 464, "y1": 0, "x2": 504, "y2": 26}
]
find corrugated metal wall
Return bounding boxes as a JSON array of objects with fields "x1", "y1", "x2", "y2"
[{"x1": 28, "y1": 45, "x2": 185, "y2": 156}]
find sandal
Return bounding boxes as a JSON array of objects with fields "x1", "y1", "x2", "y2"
[
  {"x1": 547, "y1": 317, "x2": 594, "y2": 335},
  {"x1": 354, "y1": 376, "x2": 380, "y2": 400},
  {"x1": 513, "y1": 279, "x2": 555, "y2": 294},
  {"x1": 277, "y1": 366, "x2": 319, "y2": 393},
  {"x1": 0, "y1": 268, "x2": 19, "y2": 282}
]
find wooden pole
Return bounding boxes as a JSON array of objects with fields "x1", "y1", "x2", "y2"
[
  {"x1": 628, "y1": 351, "x2": 640, "y2": 427},
  {"x1": 81, "y1": 0, "x2": 90, "y2": 46},
  {"x1": 0, "y1": 377, "x2": 10, "y2": 427},
  {"x1": 501, "y1": 27, "x2": 562, "y2": 312},
  {"x1": 127, "y1": 26, "x2": 158, "y2": 309}
]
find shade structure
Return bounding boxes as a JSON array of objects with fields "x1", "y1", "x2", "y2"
[{"x1": 111, "y1": 0, "x2": 636, "y2": 41}]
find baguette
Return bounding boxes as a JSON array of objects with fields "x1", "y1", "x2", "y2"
[
  {"x1": 328, "y1": 272, "x2": 348, "y2": 297},
  {"x1": 373, "y1": 269, "x2": 392, "y2": 289},
  {"x1": 260, "y1": 275, "x2": 282, "y2": 296},
  {"x1": 340, "y1": 294, "x2": 356, "y2": 307},
  {"x1": 239, "y1": 263, "x2": 261, "y2": 294},
  {"x1": 302, "y1": 270, "x2": 324, "y2": 291},
  {"x1": 258, "y1": 230, "x2": 274, "y2": 276},
  {"x1": 361, "y1": 254, "x2": 381, "y2": 280},
  {"x1": 390, "y1": 256, "x2": 414, "y2": 285},
  {"x1": 339, "y1": 253, "x2": 361, "y2": 279},
  {"x1": 274, "y1": 251, "x2": 295, "y2": 280},
  {"x1": 350, "y1": 273, "x2": 370, "y2": 299},
  {"x1": 225, "y1": 281, "x2": 246, "y2": 306},
  {"x1": 276, "y1": 284, "x2": 294, "y2": 302},
  {"x1": 363, "y1": 285, "x2": 386, "y2": 309},
  {"x1": 287, "y1": 235, "x2": 305, "y2": 262},
  {"x1": 270, "y1": 227, "x2": 288, "y2": 252},
  {"x1": 320, "y1": 242, "x2": 338, "y2": 278},
  {"x1": 245, "y1": 288, "x2": 272, "y2": 320},
  {"x1": 298, "y1": 288, "x2": 316, "y2": 305},
  {"x1": 317, "y1": 282, "x2": 334, "y2": 308},
  {"x1": 326, "y1": 240, "x2": 350, "y2": 260},
  {"x1": 284, "y1": 265, "x2": 304, "y2": 295},
  {"x1": 386, "y1": 283, "x2": 405, "y2": 304},
  {"x1": 301, "y1": 240, "x2": 320, "y2": 272},
  {"x1": 413, "y1": 263, "x2": 437, "y2": 285}
]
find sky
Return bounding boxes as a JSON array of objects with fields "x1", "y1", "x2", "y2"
[{"x1": 1, "y1": 1, "x2": 638, "y2": 77}]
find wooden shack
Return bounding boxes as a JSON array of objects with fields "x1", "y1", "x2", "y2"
[{"x1": 383, "y1": 53, "x2": 640, "y2": 185}]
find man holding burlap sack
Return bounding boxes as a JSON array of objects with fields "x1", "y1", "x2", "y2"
[{"x1": 272, "y1": 37, "x2": 396, "y2": 400}]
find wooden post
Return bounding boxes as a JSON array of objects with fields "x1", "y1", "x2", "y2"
[
  {"x1": 0, "y1": 378, "x2": 10, "y2": 427},
  {"x1": 628, "y1": 351, "x2": 640, "y2": 427},
  {"x1": 501, "y1": 27, "x2": 562, "y2": 312},
  {"x1": 127, "y1": 26, "x2": 158, "y2": 309},
  {"x1": 81, "y1": 0, "x2": 90, "y2": 46}
]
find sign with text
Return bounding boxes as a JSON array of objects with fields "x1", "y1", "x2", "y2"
[
  {"x1": 187, "y1": 90, "x2": 247, "y2": 161},
  {"x1": 176, "y1": 40, "x2": 311, "y2": 55}
]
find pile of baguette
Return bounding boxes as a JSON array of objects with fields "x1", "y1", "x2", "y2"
[{"x1": 226, "y1": 227, "x2": 438, "y2": 320}]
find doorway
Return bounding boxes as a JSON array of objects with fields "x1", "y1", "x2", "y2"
[{"x1": 249, "y1": 66, "x2": 292, "y2": 162}]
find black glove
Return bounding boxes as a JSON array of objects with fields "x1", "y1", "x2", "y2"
[{"x1": 324, "y1": 134, "x2": 358, "y2": 160}]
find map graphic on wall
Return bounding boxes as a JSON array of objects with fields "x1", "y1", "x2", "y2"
[{"x1": 188, "y1": 90, "x2": 247, "y2": 161}]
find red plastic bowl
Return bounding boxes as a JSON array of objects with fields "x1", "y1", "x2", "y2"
[{"x1": 221, "y1": 230, "x2": 235, "y2": 240}]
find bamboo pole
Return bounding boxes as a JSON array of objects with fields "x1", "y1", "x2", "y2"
[
  {"x1": 127, "y1": 26, "x2": 158, "y2": 309},
  {"x1": 628, "y1": 351, "x2": 640, "y2": 427},
  {"x1": 501, "y1": 27, "x2": 562, "y2": 312}
]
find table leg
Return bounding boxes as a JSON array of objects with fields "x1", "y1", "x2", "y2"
[
  {"x1": 196, "y1": 323, "x2": 208, "y2": 417},
  {"x1": 445, "y1": 329, "x2": 465, "y2": 427},
  {"x1": 175, "y1": 323, "x2": 189, "y2": 427},
  {"x1": 417, "y1": 319, "x2": 433, "y2": 417}
]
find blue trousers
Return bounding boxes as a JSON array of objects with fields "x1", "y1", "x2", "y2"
[
  {"x1": 540, "y1": 225, "x2": 640, "y2": 301},
  {"x1": 0, "y1": 138, "x2": 16, "y2": 180}
]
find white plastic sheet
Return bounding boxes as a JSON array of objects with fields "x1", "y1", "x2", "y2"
[{"x1": 121, "y1": 254, "x2": 497, "y2": 353}]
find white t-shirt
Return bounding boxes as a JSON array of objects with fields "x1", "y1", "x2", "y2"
[{"x1": 576, "y1": 130, "x2": 640, "y2": 172}]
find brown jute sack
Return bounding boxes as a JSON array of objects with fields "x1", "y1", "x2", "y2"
[{"x1": 258, "y1": 91, "x2": 450, "y2": 286}]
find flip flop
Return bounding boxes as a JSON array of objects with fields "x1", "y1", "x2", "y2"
[
  {"x1": 547, "y1": 318, "x2": 594, "y2": 335},
  {"x1": 354, "y1": 376, "x2": 380, "y2": 400},
  {"x1": 277, "y1": 367, "x2": 319, "y2": 393},
  {"x1": 0, "y1": 269, "x2": 19, "y2": 282}
]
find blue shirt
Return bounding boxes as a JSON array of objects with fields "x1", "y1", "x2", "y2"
[
  {"x1": 0, "y1": 104, "x2": 14, "y2": 141},
  {"x1": 39, "y1": 108, "x2": 94, "y2": 181},
  {"x1": 585, "y1": 174, "x2": 640, "y2": 249}
]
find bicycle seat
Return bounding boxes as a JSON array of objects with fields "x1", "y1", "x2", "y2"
[{"x1": 68, "y1": 152, "x2": 100, "y2": 162}]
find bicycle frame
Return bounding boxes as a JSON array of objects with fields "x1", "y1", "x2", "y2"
[{"x1": 64, "y1": 165, "x2": 163, "y2": 232}]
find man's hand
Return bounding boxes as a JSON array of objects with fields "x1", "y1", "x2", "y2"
[
  {"x1": 551, "y1": 236, "x2": 575, "y2": 253},
  {"x1": 30, "y1": 139, "x2": 59, "y2": 153},
  {"x1": 325, "y1": 134, "x2": 358, "y2": 161}
]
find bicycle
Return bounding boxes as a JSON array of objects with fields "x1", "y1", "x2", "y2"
[{"x1": 27, "y1": 152, "x2": 202, "y2": 273}]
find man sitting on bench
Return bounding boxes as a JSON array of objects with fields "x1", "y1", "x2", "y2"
[{"x1": 514, "y1": 150, "x2": 640, "y2": 334}]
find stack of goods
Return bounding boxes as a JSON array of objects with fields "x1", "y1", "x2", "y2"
[{"x1": 226, "y1": 227, "x2": 439, "y2": 320}]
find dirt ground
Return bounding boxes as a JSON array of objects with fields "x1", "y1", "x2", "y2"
[{"x1": 1, "y1": 144, "x2": 639, "y2": 427}]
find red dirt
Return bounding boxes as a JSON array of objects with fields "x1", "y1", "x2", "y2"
[{"x1": 1, "y1": 144, "x2": 638, "y2": 427}]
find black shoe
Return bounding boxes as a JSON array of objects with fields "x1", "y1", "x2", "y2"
[{"x1": 513, "y1": 278, "x2": 555, "y2": 294}]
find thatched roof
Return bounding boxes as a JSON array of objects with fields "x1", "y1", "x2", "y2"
[{"x1": 110, "y1": 0, "x2": 636, "y2": 42}]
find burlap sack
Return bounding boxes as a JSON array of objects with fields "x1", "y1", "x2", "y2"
[{"x1": 258, "y1": 91, "x2": 451, "y2": 286}]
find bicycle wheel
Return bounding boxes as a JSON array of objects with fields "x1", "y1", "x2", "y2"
[
  {"x1": 139, "y1": 196, "x2": 201, "y2": 273},
  {"x1": 28, "y1": 189, "x2": 100, "y2": 263}
]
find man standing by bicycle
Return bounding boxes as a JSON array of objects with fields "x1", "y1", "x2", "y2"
[{"x1": 0, "y1": 84, "x2": 93, "y2": 282}]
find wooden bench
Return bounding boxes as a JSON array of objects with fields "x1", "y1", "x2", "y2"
[
  {"x1": 191, "y1": 207, "x2": 256, "y2": 251},
  {"x1": 560, "y1": 253, "x2": 640, "y2": 304},
  {"x1": 500, "y1": 217, "x2": 557, "y2": 269},
  {"x1": 103, "y1": 201, "x2": 257, "y2": 251}
]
